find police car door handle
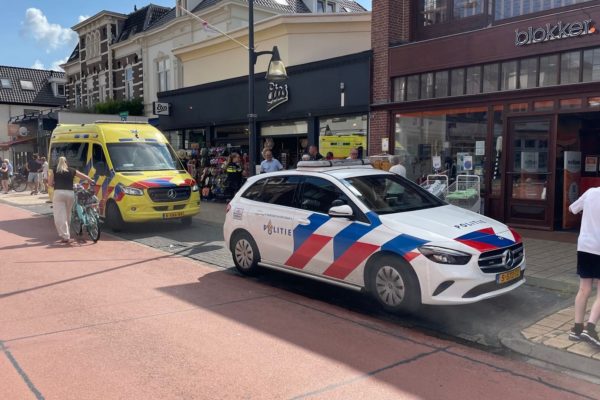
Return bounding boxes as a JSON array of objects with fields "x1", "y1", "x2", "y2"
[{"x1": 297, "y1": 218, "x2": 310, "y2": 225}]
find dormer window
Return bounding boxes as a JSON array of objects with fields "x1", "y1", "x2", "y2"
[
  {"x1": 20, "y1": 80, "x2": 34, "y2": 91},
  {"x1": 56, "y1": 83, "x2": 65, "y2": 97},
  {"x1": 0, "y1": 78, "x2": 11, "y2": 89},
  {"x1": 317, "y1": 1, "x2": 335, "y2": 13}
]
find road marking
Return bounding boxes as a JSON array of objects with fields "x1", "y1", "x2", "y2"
[{"x1": 0, "y1": 340, "x2": 45, "y2": 400}]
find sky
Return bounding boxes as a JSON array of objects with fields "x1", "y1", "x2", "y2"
[{"x1": 0, "y1": 0, "x2": 371, "y2": 71}]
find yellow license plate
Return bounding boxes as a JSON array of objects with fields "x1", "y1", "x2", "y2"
[
  {"x1": 163, "y1": 211, "x2": 184, "y2": 219},
  {"x1": 496, "y1": 268, "x2": 521, "y2": 284}
]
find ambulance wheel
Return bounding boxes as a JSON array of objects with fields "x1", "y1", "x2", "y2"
[
  {"x1": 106, "y1": 201, "x2": 125, "y2": 232},
  {"x1": 367, "y1": 255, "x2": 421, "y2": 314},
  {"x1": 231, "y1": 231, "x2": 260, "y2": 276}
]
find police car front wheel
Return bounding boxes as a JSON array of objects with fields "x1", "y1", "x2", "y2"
[
  {"x1": 368, "y1": 256, "x2": 421, "y2": 314},
  {"x1": 231, "y1": 231, "x2": 260, "y2": 276}
]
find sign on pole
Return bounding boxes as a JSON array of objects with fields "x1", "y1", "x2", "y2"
[{"x1": 119, "y1": 111, "x2": 129, "y2": 121}]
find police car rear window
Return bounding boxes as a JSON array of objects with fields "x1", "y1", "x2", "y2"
[{"x1": 342, "y1": 174, "x2": 444, "y2": 214}]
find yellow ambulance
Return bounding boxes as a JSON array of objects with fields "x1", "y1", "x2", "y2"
[{"x1": 48, "y1": 121, "x2": 200, "y2": 230}]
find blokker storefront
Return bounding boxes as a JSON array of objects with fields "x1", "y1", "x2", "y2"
[{"x1": 373, "y1": 1, "x2": 600, "y2": 231}]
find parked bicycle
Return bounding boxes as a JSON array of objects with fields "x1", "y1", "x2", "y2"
[
  {"x1": 71, "y1": 181, "x2": 101, "y2": 242},
  {"x1": 8, "y1": 170, "x2": 28, "y2": 192}
]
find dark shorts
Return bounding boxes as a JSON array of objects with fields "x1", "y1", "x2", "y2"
[{"x1": 577, "y1": 251, "x2": 600, "y2": 279}]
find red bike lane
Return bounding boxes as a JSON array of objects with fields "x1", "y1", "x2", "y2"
[{"x1": 0, "y1": 203, "x2": 598, "y2": 400}]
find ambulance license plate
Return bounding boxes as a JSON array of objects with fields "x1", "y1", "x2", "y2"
[
  {"x1": 163, "y1": 211, "x2": 184, "y2": 219},
  {"x1": 496, "y1": 267, "x2": 521, "y2": 284}
]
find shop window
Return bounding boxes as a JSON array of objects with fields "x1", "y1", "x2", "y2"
[
  {"x1": 319, "y1": 115, "x2": 367, "y2": 159},
  {"x1": 559, "y1": 99, "x2": 582, "y2": 110},
  {"x1": 450, "y1": 68, "x2": 465, "y2": 96},
  {"x1": 494, "y1": 0, "x2": 594, "y2": 21},
  {"x1": 539, "y1": 55, "x2": 559, "y2": 87},
  {"x1": 501, "y1": 61, "x2": 517, "y2": 91},
  {"x1": 465, "y1": 66, "x2": 481, "y2": 95},
  {"x1": 482, "y1": 63, "x2": 499, "y2": 93},
  {"x1": 421, "y1": 0, "x2": 448, "y2": 26},
  {"x1": 583, "y1": 48, "x2": 600, "y2": 82},
  {"x1": 394, "y1": 107, "x2": 487, "y2": 193},
  {"x1": 560, "y1": 51, "x2": 581, "y2": 85},
  {"x1": 533, "y1": 100, "x2": 554, "y2": 112},
  {"x1": 588, "y1": 97, "x2": 600, "y2": 107},
  {"x1": 453, "y1": 0, "x2": 483, "y2": 19},
  {"x1": 509, "y1": 103, "x2": 528, "y2": 113},
  {"x1": 519, "y1": 58, "x2": 538, "y2": 89},
  {"x1": 393, "y1": 77, "x2": 406, "y2": 102},
  {"x1": 421, "y1": 72, "x2": 435, "y2": 99},
  {"x1": 406, "y1": 75, "x2": 420, "y2": 101},
  {"x1": 434, "y1": 71, "x2": 449, "y2": 98}
]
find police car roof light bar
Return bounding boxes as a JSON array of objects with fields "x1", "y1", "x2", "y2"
[{"x1": 296, "y1": 159, "x2": 372, "y2": 168}]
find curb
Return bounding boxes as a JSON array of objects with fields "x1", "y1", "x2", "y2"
[{"x1": 499, "y1": 326, "x2": 600, "y2": 380}]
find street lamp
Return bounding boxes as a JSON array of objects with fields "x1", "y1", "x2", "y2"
[{"x1": 248, "y1": 0, "x2": 287, "y2": 176}]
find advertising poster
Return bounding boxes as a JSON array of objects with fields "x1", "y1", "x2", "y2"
[
  {"x1": 521, "y1": 151, "x2": 539, "y2": 172},
  {"x1": 585, "y1": 156, "x2": 598, "y2": 172},
  {"x1": 563, "y1": 151, "x2": 581, "y2": 229}
]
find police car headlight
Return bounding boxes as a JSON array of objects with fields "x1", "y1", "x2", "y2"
[
  {"x1": 418, "y1": 245, "x2": 472, "y2": 265},
  {"x1": 192, "y1": 184, "x2": 199, "y2": 192},
  {"x1": 123, "y1": 186, "x2": 144, "y2": 196}
]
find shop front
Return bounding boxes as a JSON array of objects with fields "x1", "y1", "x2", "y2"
[
  {"x1": 157, "y1": 51, "x2": 371, "y2": 198},
  {"x1": 377, "y1": 4, "x2": 600, "y2": 230}
]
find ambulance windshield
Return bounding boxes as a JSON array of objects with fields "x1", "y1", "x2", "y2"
[
  {"x1": 107, "y1": 142, "x2": 184, "y2": 172},
  {"x1": 341, "y1": 174, "x2": 444, "y2": 214}
]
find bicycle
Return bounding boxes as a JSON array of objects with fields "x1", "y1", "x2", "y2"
[
  {"x1": 71, "y1": 182, "x2": 101, "y2": 242},
  {"x1": 8, "y1": 171, "x2": 27, "y2": 192}
]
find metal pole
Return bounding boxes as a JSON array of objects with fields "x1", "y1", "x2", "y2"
[{"x1": 248, "y1": 0, "x2": 257, "y2": 176}]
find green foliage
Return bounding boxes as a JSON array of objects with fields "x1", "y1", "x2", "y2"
[{"x1": 93, "y1": 98, "x2": 144, "y2": 116}]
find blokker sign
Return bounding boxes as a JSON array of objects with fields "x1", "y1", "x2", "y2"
[{"x1": 515, "y1": 20, "x2": 596, "y2": 46}]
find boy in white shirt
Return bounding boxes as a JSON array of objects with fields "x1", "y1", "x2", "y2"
[{"x1": 568, "y1": 187, "x2": 600, "y2": 347}]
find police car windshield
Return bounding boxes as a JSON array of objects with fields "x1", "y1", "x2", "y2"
[
  {"x1": 341, "y1": 174, "x2": 445, "y2": 214},
  {"x1": 107, "y1": 142, "x2": 184, "y2": 172}
]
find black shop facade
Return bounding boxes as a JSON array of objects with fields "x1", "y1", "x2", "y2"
[{"x1": 157, "y1": 51, "x2": 371, "y2": 175}]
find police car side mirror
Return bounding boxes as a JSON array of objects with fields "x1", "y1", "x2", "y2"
[{"x1": 328, "y1": 205, "x2": 354, "y2": 219}]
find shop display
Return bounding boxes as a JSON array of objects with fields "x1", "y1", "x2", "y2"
[{"x1": 198, "y1": 146, "x2": 248, "y2": 201}]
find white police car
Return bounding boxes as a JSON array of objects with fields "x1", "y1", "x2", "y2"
[{"x1": 224, "y1": 160, "x2": 525, "y2": 312}]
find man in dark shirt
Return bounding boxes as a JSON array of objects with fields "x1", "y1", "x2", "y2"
[
  {"x1": 27, "y1": 154, "x2": 42, "y2": 195},
  {"x1": 307, "y1": 145, "x2": 323, "y2": 161}
]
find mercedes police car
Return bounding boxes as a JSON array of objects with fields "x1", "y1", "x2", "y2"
[{"x1": 224, "y1": 160, "x2": 525, "y2": 313}]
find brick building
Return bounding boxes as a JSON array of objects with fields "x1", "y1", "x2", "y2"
[{"x1": 372, "y1": 0, "x2": 600, "y2": 230}]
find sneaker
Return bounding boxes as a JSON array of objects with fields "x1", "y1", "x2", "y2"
[
  {"x1": 568, "y1": 329, "x2": 582, "y2": 341},
  {"x1": 581, "y1": 329, "x2": 600, "y2": 347}
]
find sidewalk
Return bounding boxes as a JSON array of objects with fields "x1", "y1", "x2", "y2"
[{"x1": 1, "y1": 192, "x2": 599, "y2": 379}]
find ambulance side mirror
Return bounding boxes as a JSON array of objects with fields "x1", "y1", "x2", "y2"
[{"x1": 328, "y1": 204, "x2": 354, "y2": 219}]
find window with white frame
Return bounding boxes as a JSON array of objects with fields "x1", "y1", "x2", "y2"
[
  {"x1": 75, "y1": 83, "x2": 82, "y2": 107},
  {"x1": 317, "y1": 0, "x2": 325, "y2": 12},
  {"x1": 99, "y1": 74, "x2": 107, "y2": 102},
  {"x1": 156, "y1": 58, "x2": 171, "y2": 92},
  {"x1": 125, "y1": 66, "x2": 134, "y2": 99}
]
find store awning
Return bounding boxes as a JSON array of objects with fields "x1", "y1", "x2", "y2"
[{"x1": 0, "y1": 137, "x2": 36, "y2": 150}]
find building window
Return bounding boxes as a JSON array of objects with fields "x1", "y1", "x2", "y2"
[
  {"x1": 1, "y1": 78, "x2": 12, "y2": 89},
  {"x1": 494, "y1": 0, "x2": 595, "y2": 21},
  {"x1": 501, "y1": 61, "x2": 517, "y2": 91},
  {"x1": 482, "y1": 63, "x2": 499, "y2": 93},
  {"x1": 327, "y1": 1, "x2": 335, "y2": 12},
  {"x1": 75, "y1": 83, "x2": 82, "y2": 108},
  {"x1": 125, "y1": 66, "x2": 134, "y2": 99},
  {"x1": 583, "y1": 48, "x2": 600, "y2": 82},
  {"x1": 533, "y1": 100, "x2": 554, "y2": 112},
  {"x1": 453, "y1": 0, "x2": 483, "y2": 19},
  {"x1": 86, "y1": 76, "x2": 94, "y2": 92},
  {"x1": 421, "y1": 72, "x2": 434, "y2": 99},
  {"x1": 393, "y1": 77, "x2": 406, "y2": 102},
  {"x1": 157, "y1": 58, "x2": 171, "y2": 92},
  {"x1": 560, "y1": 51, "x2": 581, "y2": 85},
  {"x1": 435, "y1": 71, "x2": 449, "y2": 98},
  {"x1": 99, "y1": 74, "x2": 107, "y2": 102},
  {"x1": 539, "y1": 55, "x2": 559, "y2": 87},
  {"x1": 56, "y1": 84, "x2": 65, "y2": 97},
  {"x1": 406, "y1": 75, "x2": 420, "y2": 101},
  {"x1": 422, "y1": 0, "x2": 448, "y2": 25},
  {"x1": 450, "y1": 68, "x2": 465, "y2": 96},
  {"x1": 519, "y1": 58, "x2": 538, "y2": 89},
  {"x1": 465, "y1": 66, "x2": 481, "y2": 95},
  {"x1": 20, "y1": 80, "x2": 34, "y2": 91},
  {"x1": 317, "y1": 0, "x2": 325, "y2": 12}
]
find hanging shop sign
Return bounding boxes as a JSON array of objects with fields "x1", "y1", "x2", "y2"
[
  {"x1": 515, "y1": 20, "x2": 596, "y2": 47},
  {"x1": 267, "y1": 82, "x2": 289, "y2": 112}
]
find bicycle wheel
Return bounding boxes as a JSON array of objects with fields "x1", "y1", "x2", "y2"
[
  {"x1": 70, "y1": 209, "x2": 83, "y2": 236},
  {"x1": 13, "y1": 177, "x2": 27, "y2": 192},
  {"x1": 85, "y1": 208, "x2": 101, "y2": 242}
]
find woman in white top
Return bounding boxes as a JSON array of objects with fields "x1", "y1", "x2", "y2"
[{"x1": 568, "y1": 187, "x2": 600, "y2": 347}]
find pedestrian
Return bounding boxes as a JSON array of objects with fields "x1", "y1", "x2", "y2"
[
  {"x1": 260, "y1": 149, "x2": 283, "y2": 173},
  {"x1": 4, "y1": 158, "x2": 13, "y2": 178},
  {"x1": 568, "y1": 186, "x2": 600, "y2": 347},
  {"x1": 389, "y1": 155, "x2": 407, "y2": 178},
  {"x1": 347, "y1": 148, "x2": 359, "y2": 160},
  {"x1": 325, "y1": 151, "x2": 334, "y2": 160},
  {"x1": 46, "y1": 156, "x2": 95, "y2": 243},
  {"x1": 40, "y1": 157, "x2": 49, "y2": 193},
  {"x1": 26, "y1": 154, "x2": 42, "y2": 195},
  {"x1": 225, "y1": 152, "x2": 243, "y2": 199},
  {"x1": 307, "y1": 145, "x2": 323, "y2": 161},
  {"x1": 0, "y1": 162, "x2": 9, "y2": 194}
]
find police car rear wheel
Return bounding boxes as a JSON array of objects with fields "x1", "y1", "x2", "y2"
[
  {"x1": 369, "y1": 257, "x2": 420, "y2": 313},
  {"x1": 232, "y1": 232, "x2": 260, "y2": 276}
]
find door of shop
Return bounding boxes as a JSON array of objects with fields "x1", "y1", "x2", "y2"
[{"x1": 505, "y1": 117, "x2": 555, "y2": 229}]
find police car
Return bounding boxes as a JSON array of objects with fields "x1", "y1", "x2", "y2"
[{"x1": 224, "y1": 159, "x2": 525, "y2": 312}]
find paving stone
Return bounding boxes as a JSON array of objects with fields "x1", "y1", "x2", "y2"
[
  {"x1": 543, "y1": 334, "x2": 576, "y2": 350},
  {"x1": 568, "y1": 342, "x2": 600, "y2": 358},
  {"x1": 536, "y1": 316, "x2": 569, "y2": 329}
]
